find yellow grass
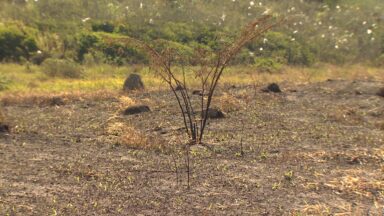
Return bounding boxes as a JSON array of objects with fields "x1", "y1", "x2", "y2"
[{"x1": 0, "y1": 63, "x2": 383, "y2": 98}]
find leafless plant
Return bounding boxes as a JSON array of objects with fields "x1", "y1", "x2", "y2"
[{"x1": 105, "y1": 15, "x2": 283, "y2": 145}]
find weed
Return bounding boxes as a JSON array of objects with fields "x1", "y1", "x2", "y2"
[
  {"x1": 272, "y1": 182, "x2": 281, "y2": 190},
  {"x1": 260, "y1": 151, "x2": 269, "y2": 160},
  {"x1": 284, "y1": 170, "x2": 294, "y2": 181},
  {"x1": 42, "y1": 58, "x2": 83, "y2": 78}
]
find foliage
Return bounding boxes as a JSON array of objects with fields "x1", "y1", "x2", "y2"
[
  {"x1": 42, "y1": 58, "x2": 83, "y2": 78},
  {"x1": 76, "y1": 33, "x2": 100, "y2": 62},
  {"x1": 76, "y1": 32, "x2": 147, "y2": 65},
  {"x1": 30, "y1": 51, "x2": 51, "y2": 65},
  {"x1": 91, "y1": 22, "x2": 115, "y2": 33},
  {"x1": 255, "y1": 58, "x2": 283, "y2": 73},
  {"x1": 249, "y1": 31, "x2": 316, "y2": 66},
  {"x1": 0, "y1": 0, "x2": 383, "y2": 66},
  {"x1": 0, "y1": 25, "x2": 38, "y2": 62},
  {"x1": 0, "y1": 74, "x2": 11, "y2": 91},
  {"x1": 373, "y1": 54, "x2": 384, "y2": 67}
]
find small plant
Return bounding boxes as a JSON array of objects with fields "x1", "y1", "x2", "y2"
[
  {"x1": 284, "y1": 170, "x2": 294, "y2": 181},
  {"x1": 272, "y1": 182, "x2": 281, "y2": 190},
  {"x1": 42, "y1": 58, "x2": 83, "y2": 78},
  {"x1": 105, "y1": 15, "x2": 283, "y2": 145},
  {"x1": 260, "y1": 151, "x2": 269, "y2": 160}
]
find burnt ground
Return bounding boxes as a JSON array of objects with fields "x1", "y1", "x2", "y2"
[{"x1": 0, "y1": 80, "x2": 383, "y2": 215}]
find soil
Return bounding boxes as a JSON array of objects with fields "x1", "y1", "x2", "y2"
[{"x1": 0, "y1": 80, "x2": 383, "y2": 215}]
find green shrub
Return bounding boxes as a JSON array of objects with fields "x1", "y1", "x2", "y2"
[
  {"x1": 42, "y1": 58, "x2": 83, "y2": 78},
  {"x1": 83, "y1": 51, "x2": 105, "y2": 66},
  {"x1": 255, "y1": 58, "x2": 282, "y2": 73},
  {"x1": 0, "y1": 26, "x2": 38, "y2": 62},
  {"x1": 250, "y1": 31, "x2": 316, "y2": 66},
  {"x1": 76, "y1": 33, "x2": 100, "y2": 62},
  {"x1": 373, "y1": 54, "x2": 384, "y2": 67},
  {"x1": 286, "y1": 43, "x2": 316, "y2": 66},
  {"x1": 76, "y1": 32, "x2": 148, "y2": 65},
  {"x1": 100, "y1": 42, "x2": 147, "y2": 65},
  {"x1": 91, "y1": 22, "x2": 115, "y2": 33},
  {"x1": 161, "y1": 22, "x2": 194, "y2": 43},
  {"x1": 0, "y1": 74, "x2": 12, "y2": 91},
  {"x1": 30, "y1": 52, "x2": 51, "y2": 65},
  {"x1": 231, "y1": 49, "x2": 255, "y2": 65}
]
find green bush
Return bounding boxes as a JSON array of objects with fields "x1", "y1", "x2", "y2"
[
  {"x1": 250, "y1": 31, "x2": 316, "y2": 66},
  {"x1": 0, "y1": 74, "x2": 11, "y2": 91},
  {"x1": 30, "y1": 52, "x2": 51, "y2": 65},
  {"x1": 91, "y1": 22, "x2": 115, "y2": 33},
  {"x1": 76, "y1": 33, "x2": 100, "y2": 62},
  {"x1": 373, "y1": 54, "x2": 384, "y2": 67},
  {"x1": 254, "y1": 58, "x2": 282, "y2": 73},
  {"x1": 42, "y1": 58, "x2": 83, "y2": 78},
  {"x1": 231, "y1": 49, "x2": 255, "y2": 65},
  {"x1": 286, "y1": 43, "x2": 316, "y2": 66},
  {"x1": 100, "y1": 41, "x2": 147, "y2": 65},
  {"x1": 0, "y1": 26, "x2": 38, "y2": 62},
  {"x1": 83, "y1": 51, "x2": 105, "y2": 66},
  {"x1": 161, "y1": 22, "x2": 194, "y2": 43},
  {"x1": 76, "y1": 32, "x2": 148, "y2": 65}
]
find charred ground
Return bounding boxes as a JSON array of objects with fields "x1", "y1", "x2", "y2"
[{"x1": 0, "y1": 80, "x2": 383, "y2": 215}]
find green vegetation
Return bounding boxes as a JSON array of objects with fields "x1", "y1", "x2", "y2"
[
  {"x1": 42, "y1": 58, "x2": 83, "y2": 78},
  {"x1": 0, "y1": 0, "x2": 382, "y2": 95},
  {"x1": 0, "y1": 0, "x2": 382, "y2": 68},
  {"x1": 0, "y1": 24, "x2": 38, "y2": 62}
]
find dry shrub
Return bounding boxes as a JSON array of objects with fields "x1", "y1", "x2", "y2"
[
  {"x1": 216, "y1": 93, "x2": 243, "y2": 113},
  {"x1": 104, "y1": 15, "x2": 282, "y2": 144},
  {"x1": 106, "y1": 122, "x2": 147, "y2": 147},
  {"x1": 118, "y1": 96, "x2": 137, "y2": 110},
  {"x1": 119, "y1": 126, "x2": 149, "y2": 149},
  {"x1": 106, "y1": 121, "x2": 165, "y2": 150}
]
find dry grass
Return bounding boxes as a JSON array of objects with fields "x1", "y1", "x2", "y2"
[
  {"x1": 293, "y1": 203, "x2": 332, "y2": 215},
  {"x1": 119, "y1": 126, "x2": 149, "y2": 149},
  {"x1": 324, "y1": 170, "x2": 384, "y2": 199},
  {"x1": 0, "y1": 90, "x2": 118, "y2": 106},
  {"x1": 1, "y1": 79, "x2": 383, "y2": 214},
  {"x1": 106, "y1": 121, "x2": 166, "y2": 151},
  {"x1": 0, "y1": 63, "x2": 382, "y2": 97},
  {"x1": 117, "y1": 96, "x2": 137, "y2": 110},
  {"x1": 327, "y1": 106, "x2": 365, "y2": 125},
  {"x1": 0, "y1": 107, "x2": 5, "y2": 123},
  {"x1": 376, "y1": 121, "x2": 384, "y2": 130},
  {"x1": 106, "y1": 122, "x2": 147, "y2": 147},
  {"x1": 215, "y1": 92, "x2": 244, "y2": 113}
]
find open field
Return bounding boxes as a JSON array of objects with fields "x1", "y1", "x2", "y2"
[
  {"x1": 1, "y1": 64, "x2": 383, "y2": 96},
  {"x1": 0, "y1": 75, "x2": 383, "y2": 215}
]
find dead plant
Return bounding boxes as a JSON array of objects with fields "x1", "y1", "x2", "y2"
[{"x1": 105, "y1": 15, "x2": 283, "y2": 145}]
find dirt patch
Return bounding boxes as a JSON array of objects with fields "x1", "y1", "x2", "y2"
[{"x1": 0, "y1": 80, "x2": 383, "y2": 215}]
